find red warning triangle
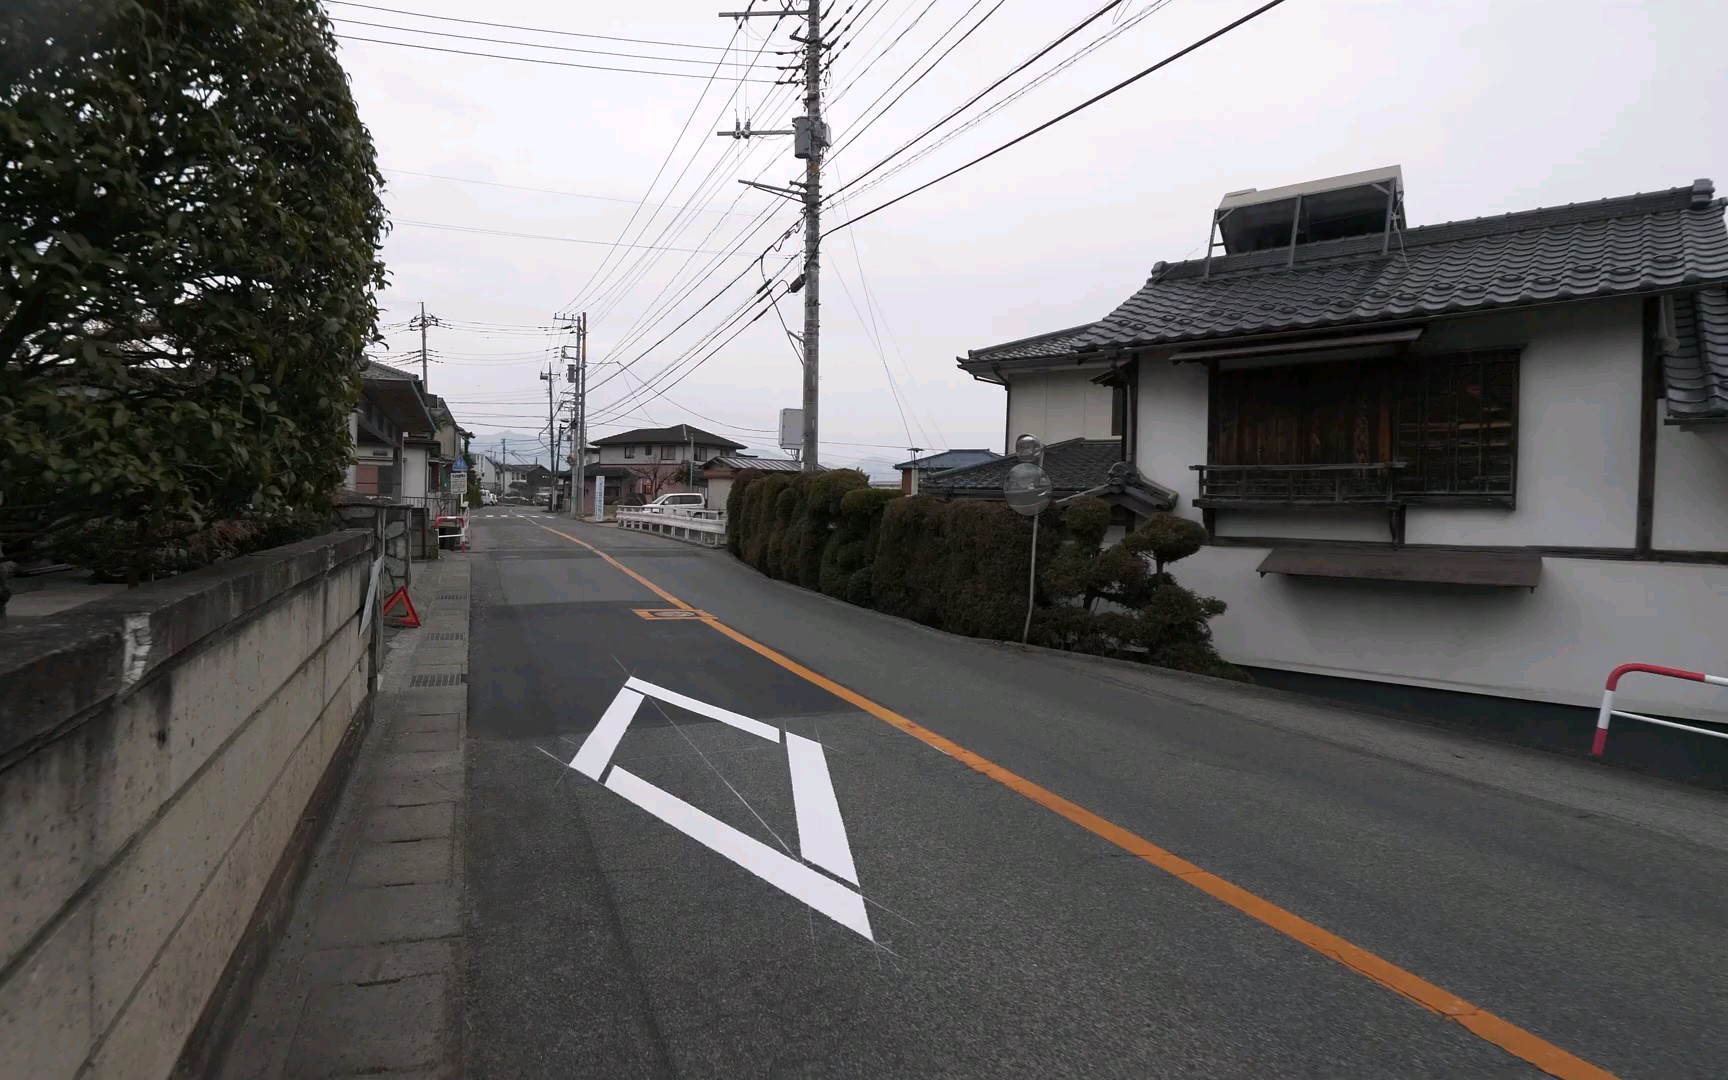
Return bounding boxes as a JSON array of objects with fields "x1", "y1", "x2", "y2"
[{"x1": 379, "y1": 585, "x2": 421, "y2": 628}]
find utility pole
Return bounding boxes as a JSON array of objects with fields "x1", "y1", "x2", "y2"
[
  {"x1": 557, "y1": 312, "x2": 588, "y2": 519},
  {"x1": 539, "y1": 362, "x2": 557, "y2": 509},
  {"x1": 719, "y1": 1, "x2": 826, "y2": 473},
  {"x1": 408, "y1": 303, "x2": 441, "y2": 387},
  {"x1": 906, "y1": 447, "x2": 924, "y2": 495}
]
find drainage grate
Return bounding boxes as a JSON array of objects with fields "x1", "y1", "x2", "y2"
[
  {"x1": 409, "y1": 673, "x2": 467, "y2": 688},
  {"x1": 437, "y1": 592, "x2": 468, "y2": 600},
  {"x1": 429, "y1": 632, "x2": 465, "y2": 641}
]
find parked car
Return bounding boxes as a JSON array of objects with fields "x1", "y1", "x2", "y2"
[
  {"x1": 481, "y1": 490, "x2": 498, "y2": 506},
  {"x1": 641, "y1": 493, "x2": 705, "y2": 513}
]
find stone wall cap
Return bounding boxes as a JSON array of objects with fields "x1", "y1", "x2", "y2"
[{"x1": 0, "y1": 529, "x2": 373, "y2": 762}]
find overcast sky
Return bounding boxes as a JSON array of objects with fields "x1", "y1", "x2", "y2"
[{"x1": 333, "y1": 0, "x2": 1728, "y2": 477}]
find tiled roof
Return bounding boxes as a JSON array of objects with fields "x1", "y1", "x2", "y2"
[
  {"x1": 925, "y1": 438, "x2": 1122, "y2": 492},
  {"x1": 361, "y1": 359, "x2": 421, "y2": 382},
  {"x1": 1665, "y1": 287, "x2": 1728, "y2": 421},
  {"x1": 962, "y1": 179, "x2": 1728, "y2": 420},
  {"x1": 893, "y1": 448, "x2": 1000, "y2": 471},
  {"x1": 968, "y1": 325, "x2": 1098, "y2": 364},
  {"x1": 702, "y1": 455, "x2": 811, "y2": 472},
  {"x1": 592, "y1": 424, "x2": 747, "y2": 449}
]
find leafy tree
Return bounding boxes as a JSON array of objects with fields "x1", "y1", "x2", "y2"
[{"x1": 0, "y1": 0, "x2": 387, "y2": 581}]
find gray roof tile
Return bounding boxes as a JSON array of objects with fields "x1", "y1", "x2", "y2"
[
  {"x1": 965, "y1": 179, "x2": 1728, "y2": 420},
  {"x1": 968, "y1": 325, "x2": 1099, "y2": 364},
  {"x1": 925, "y1": 438, "x2": 1122, "y2": 492},
  {"x1": 894, "y1": 449, "x2": 1000, "y2": 471},
  {"x1": 592, "y1": 423, "x2": 746, "y2": 449},
  {"x1": 702, "y1": 455, "x2": 812, "y2": 472},
  {"x1": 1664, "y1": 287, "x2": 1728, "y2": 420}
]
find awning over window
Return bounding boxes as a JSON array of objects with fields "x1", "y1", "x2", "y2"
[
  {"x1": 1170, "y1": 327, "x2": 1425, "y2": 364},
  {"x1": 1256, "y1": 546, "x2": 1542, "y2": 588}
]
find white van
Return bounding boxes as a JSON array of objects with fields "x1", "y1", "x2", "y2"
[{"x1": 642, "y1": 493, "x2": 705, "y2": 513}]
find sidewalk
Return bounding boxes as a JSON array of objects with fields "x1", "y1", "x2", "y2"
[{"x1": 214, "y1": 555, "x2": 471, "y2": 1079}]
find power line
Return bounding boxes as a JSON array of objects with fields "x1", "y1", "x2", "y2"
[
  {"x1": 556, "y1": 22, "x2": 749, "y2": 315},
  {"x1": 827, "y1": 0, "x2": 1007, "y2": 162},
  {"x1": 826, "y1": 0, "x2": 1130, "y2": 201},
  {"x1": 334, "y1": 34, "x2": 779, "y2": 81},
  {"x1": 325, "y1": 1, "x2": 747, "y2": 51},
  {"x1": 330, "y1": 17, "x2": 775, "y2": 66},
  {"x1": 564, "y1": 15, "x2": 796, "y2": 318},
  {"x1": 381, "y1": 168, "x2": 751, "y2": 215},
  {"x1": 840, "y1": 0, "x2": 1177, "y2": 203},
  {"x1": 826, "y1": 0, "x2": 941, "y2": 106},
  {"x1": 391, "y1": 218, "x2": 760, "y2": 254},
  {"x1": 825, "y1": 0, "x2": 1293, "y2": 236}
]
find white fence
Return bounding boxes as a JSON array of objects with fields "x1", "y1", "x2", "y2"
[{"x1": 615, "y1": 506, "x2": 727, "y2": 548}]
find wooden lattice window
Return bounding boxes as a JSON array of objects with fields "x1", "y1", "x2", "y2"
[{"x1": 1208, "y1": 349, "x2": 1519, "y2": 501}]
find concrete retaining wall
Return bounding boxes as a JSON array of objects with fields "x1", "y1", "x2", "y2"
[{"x1": 0, "y1": 529, "x2": 379, "y2": 1079}]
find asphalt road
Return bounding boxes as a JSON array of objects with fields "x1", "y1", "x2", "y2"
[{"x1": 460, "y1": 508, "x2": 1728, "y2": 1079}]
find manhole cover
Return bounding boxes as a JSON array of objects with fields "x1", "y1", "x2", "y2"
[{"x1": 631, "y1": 608, "x2": 716, "y2": 621}]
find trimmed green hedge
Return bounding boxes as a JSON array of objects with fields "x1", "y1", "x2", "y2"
[{"x1": 725, "y1": 474, "x2": 1241, "y2": 679}]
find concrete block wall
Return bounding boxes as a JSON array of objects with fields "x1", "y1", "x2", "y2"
[{"x1": 0, "y1": 530, "x2": 378, "y2": 1078}]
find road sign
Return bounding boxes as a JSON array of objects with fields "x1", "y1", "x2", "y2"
[
  {"x1": 594, "y1": 474, "x2": 605, "y2": 519},
  {"x1": 451, "y1": 456, "x2": 467, "y2": 472},
  {"x1": 566, "y1": 676, "x2": 872, "y2": 940}
]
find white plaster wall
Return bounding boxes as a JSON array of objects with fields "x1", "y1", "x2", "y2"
[
  {"x1": 1652, "y1": 415, "x2": 1728, "y2": 551},
  {"x1": 1006, "y1": 368, "x2": 1117, "y2": 447},
  {"x1": 1134, "y1": 357, "x2": 1208, "y2": 513},
  {"x1": 1178, "y1": 545, "x2": 1728, "y2": 723}
]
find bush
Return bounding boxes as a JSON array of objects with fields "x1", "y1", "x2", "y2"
[
  {"x1": 40, "y1": 506, "x2": 332, "y2": 584},
  {"x1": 719, "y1": 475, "x2": 1238, "y2": 680},
  {"x1": 724, "y1": 471, "x2": 760, "y2": 557}
]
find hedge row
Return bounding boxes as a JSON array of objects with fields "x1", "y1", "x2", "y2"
[{"x1": 725, "y1": 469, "x2": 1241, "y2": 678}]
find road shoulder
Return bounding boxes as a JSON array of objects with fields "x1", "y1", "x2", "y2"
[{"x1": 214, "y1": 556, "x2": 471, "y2": 1079}]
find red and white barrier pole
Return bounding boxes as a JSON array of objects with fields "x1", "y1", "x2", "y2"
[{"x1": 1592, "y1": 663, "x2": 1727, "y2": 756}]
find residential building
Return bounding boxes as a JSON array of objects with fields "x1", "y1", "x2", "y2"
[
  {"x1": 592, "y1": 424, "x2": 746, "y2": 503},
  {"x1": 348, "y1": 361, "x2": 434, "y2": 499},
  {"x1": 959, "y1": 167, "x2": 1728, "y2": 725},
  {"x1": 892, "y1": 448, "x2": 1000, "y2": 495},
  {"x1": 700, "y1": 454, "x2": 812, "y2": 508},
  {"x1": 960, "y1": 328, "x2": 1127, "y2": 454}
]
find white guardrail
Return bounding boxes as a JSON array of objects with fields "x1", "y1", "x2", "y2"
[
  {"x1": 615, "y1": 506, "x2": 727, "y2": 548},
  {"x1": 1592, "y1": 662, "x2": 1728, "y2": 755}
]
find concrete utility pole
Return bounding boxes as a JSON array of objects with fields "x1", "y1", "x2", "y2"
[
  {"x1": 539, "y1": 363, "x2": 557, "y2": 508},
  {"x1": 906, "y1": 447, "x2": 925, "y2": 495},
  {"x1": 557, "y1": 312, "x2": 588, "y2": 519},
  {"x1": 408, "y1": 303, "x2": 441, "y2": 387},
  {"x1": 719, "y1": 1, "x2": 826, "y2": 474}
]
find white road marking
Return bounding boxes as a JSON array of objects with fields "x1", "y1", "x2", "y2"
[
  {"x1": 606, "y1": 765, "x2": 873, "y2": 940},
  {"x1": 565, "y1": 678, "x2": 875, "y2": 941},
  {"x1": 624, "y1": 676, "x2": 780, "y2": 742},
  {"x1": 570, "y1": 688, "x2": 644, "y2": 779},
  {"x1": 786, "y1": 733, "x2": 859, "y2": 885}
]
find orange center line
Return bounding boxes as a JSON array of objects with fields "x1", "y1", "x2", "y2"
[{"x1": 528, "y1": 521, "x2": 1618, "y2": 1080}]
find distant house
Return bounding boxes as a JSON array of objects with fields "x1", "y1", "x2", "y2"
[
  {"x1": 592, "y1": 424, "x2": 747, "y2": 504},
  {"x1": 892, "y1": 448, "x2": 1000, "y2": 495},
  {"x1": 348, "y1": 361, "x2": 434, "y2": 501},
  {"x1": 700, "y1": 454, "x2": 815, "y2": 508},
  {"x1": 959, "y1": 165, "x2": 1728, "y2": 726}
]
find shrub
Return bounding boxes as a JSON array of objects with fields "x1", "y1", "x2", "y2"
[
  {"x1": 744, "y1": 474, "x2": 788, "y2": 572},
  {"x1": 1124, "y1": 513, "x2": 1208, "y2": 578},
  {"x1": 821, "y1": 485, "x2": 896, "y2": 599},
  {"x1": 724, "y1": 470, "x2": 761, "y2": 557},
  {"x1": 871, "y1": 495, "x2": 946, "y2": 624}
]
